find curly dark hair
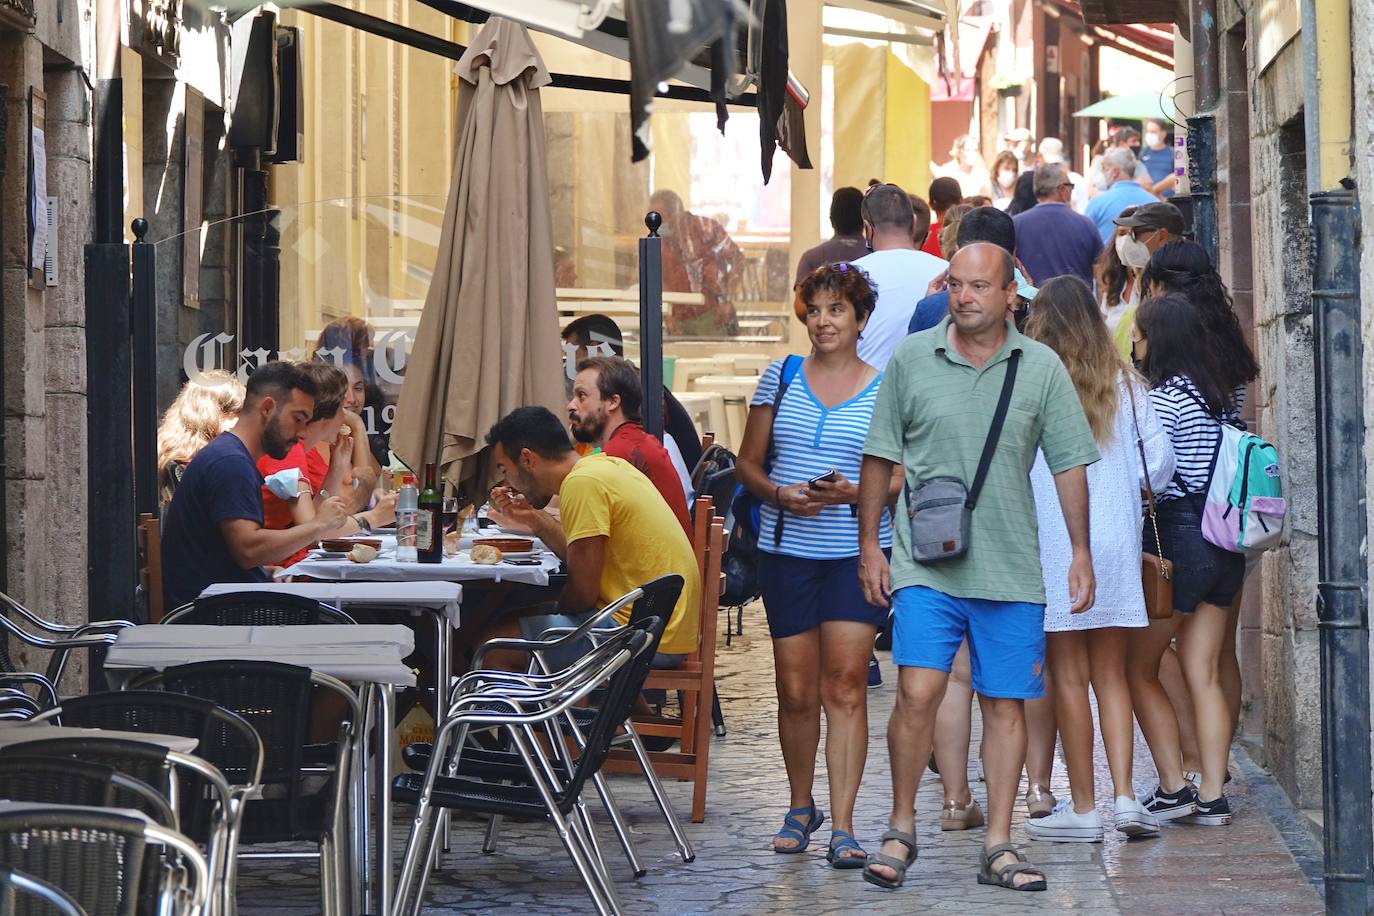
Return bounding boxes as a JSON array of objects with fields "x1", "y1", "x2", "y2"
[
  {"x1": 1135, "y1": 294, "x2": 1237, "y2": 414},
  {"x1": 1141, "y1": 240, "x2": 1258, "y2": 393},
  {"x1": 794, "y1": 262, "x2": 878, "y2": 322}
]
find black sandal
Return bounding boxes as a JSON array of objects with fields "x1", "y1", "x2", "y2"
[{"x1": 977, "y1": 842, "x2": 1047, "y2": 892}]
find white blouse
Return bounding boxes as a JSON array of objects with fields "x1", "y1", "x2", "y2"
[{"x1": 1031, "y1": 373, "x2": 1175, "y2": 631}]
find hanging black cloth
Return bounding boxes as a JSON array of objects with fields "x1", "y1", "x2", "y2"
[{"x1": 755, "y1": 0, "x2": 789, "y2": 182}]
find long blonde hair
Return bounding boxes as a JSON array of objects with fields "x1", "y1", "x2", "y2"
[
  {"x1": 1024, "y1": 276, "x2": 1130, "y2": 444},
  {"x1": 157, "y1": 370, "x2": 246, "y2": 502}
]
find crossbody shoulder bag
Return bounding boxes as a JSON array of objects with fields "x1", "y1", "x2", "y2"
[
  {"x1": 1127, "y1": 380, "x2": 1174, "y2": 619},
  {"x1": 906, "y1": 349, "x2": 1021, "y2": 563}
]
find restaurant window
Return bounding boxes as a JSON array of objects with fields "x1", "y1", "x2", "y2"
[{"x1": 162, "y1": 13, "x2": 801, "y2": 465}]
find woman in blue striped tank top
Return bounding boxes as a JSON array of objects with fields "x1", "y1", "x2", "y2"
[{"x1": 737, "y1": 263, "x2": 897, "y2": 867}]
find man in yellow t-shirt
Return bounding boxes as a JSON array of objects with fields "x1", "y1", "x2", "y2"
[{"x1": 484, "y1": 406, "x2": 701, "y2": 665}]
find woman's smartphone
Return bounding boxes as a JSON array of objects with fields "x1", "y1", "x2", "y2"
[
  {"x1": 807, "y1": 470, "x2": 838, "y2": 487},
  {"x1": 502, "y1": 557, "x2": 543, "y2": 566}
]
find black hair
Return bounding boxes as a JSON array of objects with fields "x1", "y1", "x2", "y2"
[
  {"x1": 485, "y1": 406, "x2": 574, "y2": 461},
  {"x1": 244, "y1": 360, "x2": 314, "y2": 410},
  {"x1": 860, "y1": 183, "x2": 914, "y2": 231},
  {"x1": 796, "y1": 263, "x2": 878, "y2": 322},
  {"x1": 955, "y1": 206, "x2": 1016, "y2": 256},
  {"x1": 928, "y1": 176, "x2": 963, "y2": 212},
  {"x1": 1141, "y1": 240, "x2": 1258, "y2": 393},
  {"x1": 1135, "y1": 294, "x2": 1237, "y2": 414},
  {"x1": 1005, "y1": 171, "x2": 1038, "y2": 216},
  {"x1": 561, "y1": 314, "x2": 625, "y2": 356},
  {"x1": 830, "y1": 187, "x2": 864, "y2": 236},
  {"x1": 909, "y1": 194, "x2": 932, "y2": 245},
  {"x1": 577, "y1": 356, "x2": 644, "y2": 422}
]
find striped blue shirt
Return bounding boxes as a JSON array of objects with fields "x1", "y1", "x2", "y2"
[{"x1": 750, "y1": 359, "x2": 894, "y2": 559}]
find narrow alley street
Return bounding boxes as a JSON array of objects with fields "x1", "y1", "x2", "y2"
[{"x1": 239, "y1": 601, "x2": 1325, "y2": 914}]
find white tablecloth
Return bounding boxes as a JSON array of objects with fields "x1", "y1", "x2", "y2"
[
  {"x1": 276, "y1": 552, "x2": 560, "y2": 586},
  {"x1": 0, "y1": 721, "x2": 199, "y2": 754},
  {"x1": 105, "y1": 624, "x2": 416, "y2": 686},
  {"x1": 200, "y1": 581, "x2": 464, "y2": 626}
]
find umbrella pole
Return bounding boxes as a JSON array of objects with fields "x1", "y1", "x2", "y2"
[{"x1": 639, "y1": 212, "x2": 665, "y2": 440}]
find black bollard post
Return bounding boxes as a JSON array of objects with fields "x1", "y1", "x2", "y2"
[{"x1": 639, "y1": 211, "x2": 665, "y2": 440}]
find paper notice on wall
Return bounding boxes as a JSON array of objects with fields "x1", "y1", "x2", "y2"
[{"x1": 30, "y1": 127, "x2": 47, "y2": 272}]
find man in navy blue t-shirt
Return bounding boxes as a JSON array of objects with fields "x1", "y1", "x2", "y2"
[{"x1": 161, "y1": 362, "x2": 350, "y2": 608}]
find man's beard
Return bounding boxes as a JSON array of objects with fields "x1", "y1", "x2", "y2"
[
  {"x1": 262, "y1": 414, "x2": 297, "y2": 460},
  {"x1": 569, "y1": 409, "x2": 606, "y2": 445}
]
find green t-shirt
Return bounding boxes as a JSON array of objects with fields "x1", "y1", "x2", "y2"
[{"x1": 864, "y1": 317, "x2": 1100, "y2": 604}]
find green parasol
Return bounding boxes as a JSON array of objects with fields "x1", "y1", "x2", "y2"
[{"x1": 1072, "y1": 92, "x2": 1178, "y2": 121}]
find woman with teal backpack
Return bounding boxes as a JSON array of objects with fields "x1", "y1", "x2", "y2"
[
  {"x1": 1128, "y1": 292, "x2": 1258, "y2": 828},
  {"x1": 736, "y1": 263, "x2": 899, "y2": 868}
]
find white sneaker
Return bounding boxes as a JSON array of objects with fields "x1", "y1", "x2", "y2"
[
  {"x1": 1024, "y1": 799, "x2": 1103, "y2": 843},
  {"x1": 1113, "y1": 795, "x2": 1161, "y2": 838}
]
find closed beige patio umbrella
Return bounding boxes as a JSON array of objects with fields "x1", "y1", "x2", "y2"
[{"x1": 390, "y1": 16, "x2": 566, "y2": 496}]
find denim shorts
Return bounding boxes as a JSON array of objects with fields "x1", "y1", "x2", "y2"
[
  {"x1": 1149, "y1": 495, "x2": 1246, "y2": 614},
  {"x1": 757, "y1": 551, "x2": 889, "y2": 640},
  {"x1": 891, "y1": 586, "x2": 1045, "y2": 699}
]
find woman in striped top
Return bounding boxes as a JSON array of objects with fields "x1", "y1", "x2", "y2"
[
  {"x1": 737, "y1": 263, "x2": 896, "y2": 867},
  {"x1": 1126, "y1": 294, "x2": 1254, "y2": 828},
  {"x1": 1141, "y1": 241, "x2": 1259, "y2": 779}
]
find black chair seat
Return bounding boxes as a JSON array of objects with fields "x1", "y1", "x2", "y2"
[
  {"x1": 404, "y1": 744, "x2": 572, "y2": 786},
  {"x1": 240, "y1": 790, "x2": 332, "y2": 844},
  {"x1": 392, "y1": 771, "x2": 561, "y2": 819}
]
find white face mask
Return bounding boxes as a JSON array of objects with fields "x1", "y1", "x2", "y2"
[
  {"x1": 1115, "y1": 233, "x2": 1152, "y2": 270},
  {"x1": 1144, "y1": 131, "x2": 1163, "y2": 148},
  {"x1": 997, "y1": 170, "x2": 1017, "y2": 189}
]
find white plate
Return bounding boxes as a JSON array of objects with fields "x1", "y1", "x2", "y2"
[{"x1": 311, "y1": 550, "x2": 350, "y2": 560}]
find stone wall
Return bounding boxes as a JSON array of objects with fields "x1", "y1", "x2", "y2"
[
  {"x1": 0, "y1": 7, "x2": 92, "y2": 688},
  {"x1": 1243, "y1": 30, "x2": 1323, "y2": 809}
]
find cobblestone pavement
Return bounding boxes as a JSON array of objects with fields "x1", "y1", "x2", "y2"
[{"x1": 238, "y1": 602, "x2": 1324, "y2": 914}]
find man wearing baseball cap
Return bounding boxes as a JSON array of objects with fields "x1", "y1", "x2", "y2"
[{"x1": 1109, "y1": 201, "x2": 1185, "y2": 355}]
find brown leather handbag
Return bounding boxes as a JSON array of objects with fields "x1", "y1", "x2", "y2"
[{"x1": 1128, "y1": 383, "x2": 1174, "y2": 619}]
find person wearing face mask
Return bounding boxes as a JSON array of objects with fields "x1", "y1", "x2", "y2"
[
  {"x1": 1106, "y1": 202, "x2": 1184, "y2": 357},
  {"x1": 1138, "y1": 119, "x2": 1177, "y2": 198},
  {"x1": 1004, "y1": 127, "x2": 1035, "y2": 166},
  {"x1": 1084, "y1": 148, "x2": 1160, "y2": 243},
  {"x1": 933, "y1": 134, "x2": 993, "y2": 199},
  {"x1": 990, "y1": 151, "x2": 1020, "y2": 210}
]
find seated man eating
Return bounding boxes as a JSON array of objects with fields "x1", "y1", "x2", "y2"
[
  {"x1": 161, "y1": 361, "x2": 350, "y2": 608},
  {"x1": 483, "y1": 406, "x2": 701, "y2": 669}
]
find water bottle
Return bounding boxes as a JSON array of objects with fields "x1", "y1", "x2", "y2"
[{"x1": 396, "y1": 475, "x2": 419, "y2": 563}]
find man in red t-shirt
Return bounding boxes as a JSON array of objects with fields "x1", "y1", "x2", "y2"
[{"x1": 567, "y1": 356, "x2": 693, "y2": 539}]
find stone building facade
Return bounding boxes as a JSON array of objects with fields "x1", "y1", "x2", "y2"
[{"x1": 1, "y1": 0, "x2": 95, "y2": 682}]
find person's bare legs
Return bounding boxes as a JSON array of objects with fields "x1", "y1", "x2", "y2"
[
  {"x1": 1159, "y1": 647, "x2": 1202, "y2": 773},
  {"x1": 818, "y1": 620, "x2": 879, "y2": 859},
  {"x1": 1176, "y1": 603, "x2": 1232, "y2": 802},
  {"x1": 1046, "y1": 632, "x2": 1094, "y2": 812},
  {"x1": 771, "y1": 629, "x2": 822, "y2": 849},
  {"x1": 980, "y1": 694, "x2": 1042, "y2": 888},
  {"x1": 1023, "y1": 670, "x2": 1057, "y2": 799},
  {"x1": 1126, "y1": 615, "x2": 1188, "y2": 792},
  {"x1": 1220, "y1": 588, "x2": 1245, "y2": 739},
  {"x1": 867, "y1": 665, "x2": 949, "y2": 881},
  {"x1": 933, "y1": 641, "x2": 974, "y2": 806},
  {"x1": 1086, "y1": 628, "x2": 1137, "y2": 800}
]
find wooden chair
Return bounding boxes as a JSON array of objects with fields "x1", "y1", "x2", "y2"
[
  {"x1": 137, "y1": 513, "x2": 164, "y2": 623},
  {"x1": 603, "y1": 496, "x2": 723, "y2": 822}
]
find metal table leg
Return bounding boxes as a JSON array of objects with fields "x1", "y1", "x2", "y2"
[
  {"x1": 376, "y1": 682, "x2": 396, "y2": 916},
  {"x1": 433, "y1": 609, "x2": 452, "y2": 854},
  {"x1": 354, "y1": 684, "x2": 373, "y2": 915}
]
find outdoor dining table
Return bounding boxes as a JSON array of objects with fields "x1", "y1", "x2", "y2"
[
  {"x1": 104, "y1": 623, "x2": 415, "y2": 916},
  {"x1": 0, "y1": 720, "x2": 199, "y2": 753}
]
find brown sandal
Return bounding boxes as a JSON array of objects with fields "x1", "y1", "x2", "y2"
[
  {"x1": 977, "y1": 842, "x2": 1047, "y2": 892},
  {"x1": 1024, "y1": 784, "x2": 1055, "y2": 819},
  {"x1": 940, "y1": 798, "x2": 985, "y2": 831}
]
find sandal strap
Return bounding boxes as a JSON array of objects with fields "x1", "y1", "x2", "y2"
[
  {"x1": 997, "y1": 862, "x2": 1042, "y2": 877},
  {"x1": 777, "y1": 804, "x2": 821, "y2": 839},
  {"x1": 981, "y1": 842, "x2": 1022, "y2": 865},
  {"x1": 865, "y1": 852, "x2": 911, "y2": 871},
  {"x1": 830, "y1": 830, "x2": 863, "y2": 849},
  {"x1": 879, "y1": 828, "x2": 917, "y2": 851}
]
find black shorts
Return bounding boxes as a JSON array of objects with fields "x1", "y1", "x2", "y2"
[
  {"x1": 757, "y1": 551, "x2": 889, "y2": 639},
  {"x1": 1147, "y1": 495, "x2": 1245, "y2": 614}
]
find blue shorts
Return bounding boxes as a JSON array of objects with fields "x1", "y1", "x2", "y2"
[
  {"x1": 891, "y1": 586, "x2": 1046, "y2": 699},
  {"x1": 758, "y1": 551, "x2": 889, "y2": 640}
]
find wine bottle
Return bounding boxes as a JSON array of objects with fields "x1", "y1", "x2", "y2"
[{"x1": 417, "y1": 462, "x2": 442, "y2": 563}]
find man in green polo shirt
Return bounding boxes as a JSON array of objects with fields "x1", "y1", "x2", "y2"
[{"x1": 857, "y1": 243, "x2": 1099, "y2": 893}]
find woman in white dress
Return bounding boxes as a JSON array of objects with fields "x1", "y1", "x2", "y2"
[{"x1": 1021, "y1": 277, "x2": 1175, "y2": 843}]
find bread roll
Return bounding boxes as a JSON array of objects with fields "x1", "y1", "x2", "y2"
[
  {"x1": 470, "y1": 544, "x2": 502, "y2": 565},
  {"x1": 347, "y1": 543, "x2": 378, "y2": 564}
]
